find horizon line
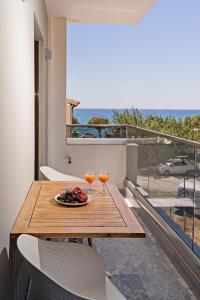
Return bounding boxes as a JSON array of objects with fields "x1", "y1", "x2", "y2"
[{"x1": 74, "y1": 107, "x2": 200, "y2": 110}]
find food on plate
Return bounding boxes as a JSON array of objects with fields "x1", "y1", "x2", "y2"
[{"x1": 57, "y1": 186, "x2": 88, "y2": 204}]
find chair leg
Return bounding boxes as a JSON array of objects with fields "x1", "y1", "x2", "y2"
[{"x1": 88, "y1": 238, "x2": 93, "y2": 247}]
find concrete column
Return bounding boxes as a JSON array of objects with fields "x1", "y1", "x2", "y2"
[
  {"x1": 66, "y1": 102, "x2": 72, "y2": 125},
  {"x1": 126, "y1": 144, "x2": 138, "y2": 184},
  {"x1": 47, "y1": 17, "x2": 66, "y2": 169}
]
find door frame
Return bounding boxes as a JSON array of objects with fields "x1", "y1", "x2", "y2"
[{"x1": 34, "y1": 16, "x2": 47, "y2": 179}]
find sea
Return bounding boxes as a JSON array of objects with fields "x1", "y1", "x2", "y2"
[{"x1": 73, "y1": 108, "x2": 200, "y2": 124}]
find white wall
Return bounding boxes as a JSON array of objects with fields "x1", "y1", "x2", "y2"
[
  {"x1": 47, "y1": 17, "x2": 67, "y2": 169},
  {"x1": 0, "y1": 0, "x2": 47, "y2": 297},
  {"x1": 64, "y1": 143, "x2": 126, "y2": 189}
]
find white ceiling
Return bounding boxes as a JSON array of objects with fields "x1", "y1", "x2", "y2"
[{"x1": 45, "y1": 0, "x2": 156, "y2": 24}]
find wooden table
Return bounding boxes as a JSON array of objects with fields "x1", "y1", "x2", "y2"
[{"x1": 10, "y1": 181, "x2": 145, "y2": 299}]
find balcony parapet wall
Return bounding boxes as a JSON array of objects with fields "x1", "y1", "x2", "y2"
[{"x1": 66, "y1": 138, "x2": 127, "y2": 145}]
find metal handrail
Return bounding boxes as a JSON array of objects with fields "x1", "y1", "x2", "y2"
[{"x1": 66, "y1": 124, "x2": 127, "y2": 128}]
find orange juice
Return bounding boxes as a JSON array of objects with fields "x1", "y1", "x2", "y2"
[
  {"x1": 84, "y1": 174, "x2": 96, "y2": 184},
  {"x1": 98, "y1": 175, "x2": 109, "y2": 183}
]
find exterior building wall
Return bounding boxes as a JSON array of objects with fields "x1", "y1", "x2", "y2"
[
  {"x1": 66, "y1": 103, "x2": 73, "y2": 124},
  {"x1": 47, "y1": 18, "x2": 67, "y2": 170},
  {"x1": 64, "y1": 141, "x2": 127, "y2": 189},
  {"x1": 0, "y1": 1, "x2": 48, "y2": 298}
]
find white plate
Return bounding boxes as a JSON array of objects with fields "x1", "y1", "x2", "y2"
[{"x1": 54, "y1": 193, "x2": 93, "y2": 206}]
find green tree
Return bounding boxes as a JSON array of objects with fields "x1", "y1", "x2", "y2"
[
  {"x1": 88, "y1": 117, "x2": 110, "y2": 125},
  {"x1": 112, "y1": 108, "x2": 200, "y2": 142},
  {"x1": 88, "y1": 117, "x2": 110, "y2": 137},
  {"x1": 113, "y1": 108, "x2": 144, "y2": 127}
]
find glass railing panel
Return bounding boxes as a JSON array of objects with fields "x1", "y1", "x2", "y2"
[
  {"x1": 67, "y1": 124, "x2": 200, "y2": 257},
  {"x1": 66, "y1": 125, "x2": 127, "y2": 138},
  {"x1": 134, "y1": 134, "x2": 199, "y2": 254},
  {"x1": 126, "y1": 126, "x2": 157, "y2": 140},
  {"x1": 193, "y1": 147, "x2": 200, "y2": 256}
]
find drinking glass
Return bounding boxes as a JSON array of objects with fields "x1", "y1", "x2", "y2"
[
  {"x1": 98, "y1": 171, "x2": 109, "y2": 193},
  {"x1": 84, "y1": 171, "x2": 96, "y2": 193}
]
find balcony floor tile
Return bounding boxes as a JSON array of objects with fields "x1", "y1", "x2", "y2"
[{"x1": 93, "y1": 214, "x2": 197, "y2": 300}]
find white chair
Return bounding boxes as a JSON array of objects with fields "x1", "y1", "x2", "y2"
[
  {"x1": 17, "y1": 234, "x2": 126, "y2": 300},
  {"x1": 40, "y1": 166, "x2": 84, "y2": 182}
]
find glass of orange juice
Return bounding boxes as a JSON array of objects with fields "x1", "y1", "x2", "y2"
[
  {"x1": 84, "y1": 171, "x2": 96, "y2": 193},
  {"x1": 98, "y1": 171, "x2": 109, "y2": 193}
]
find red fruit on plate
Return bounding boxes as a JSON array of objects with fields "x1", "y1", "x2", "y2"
[
  {"x1": 78, "y1": 193, "x2": 88, "y2": 203},
  {"x1": 74, "y1": 187, "x2": 82, "y2": 193}
]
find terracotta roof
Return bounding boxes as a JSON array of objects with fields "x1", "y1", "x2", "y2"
[{"x1": 66, "y1": 99, "x2": 80, "y2": 107}]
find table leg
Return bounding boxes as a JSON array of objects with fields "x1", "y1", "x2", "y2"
[
  {"x1": 9, "y1": 236, "x2": 30, "y2": 300},
  {"x1": 88, "y1": 238, "x2": 93, "y2": 247}
]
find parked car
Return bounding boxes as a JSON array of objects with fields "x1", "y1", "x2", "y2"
[{"x1": 157, "y1": 158, "x2": 194, "y2": 176}]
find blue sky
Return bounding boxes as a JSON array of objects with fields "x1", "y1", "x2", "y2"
[{"x1": 67, "y1": 0, "x2": 200, "y2": 109}]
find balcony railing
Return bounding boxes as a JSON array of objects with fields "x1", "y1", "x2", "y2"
[
  {"x1": 66, "y1": 124, "x2": 127, "y2": 138},
  {"x1": 66, "y1": 123, "x2": 200, "y2": 258}
]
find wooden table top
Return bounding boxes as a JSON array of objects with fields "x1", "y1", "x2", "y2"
[{"x1": 11, "y1": 181, "x2": 145, "y2": 238}]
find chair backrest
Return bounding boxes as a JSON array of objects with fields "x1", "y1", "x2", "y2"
[
  {"x1": 40, "y1": 166, "x2": 83, "y2": 182},
  {"x1": 17, "y1": 234, "x2": 106, "y2": 300}
]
